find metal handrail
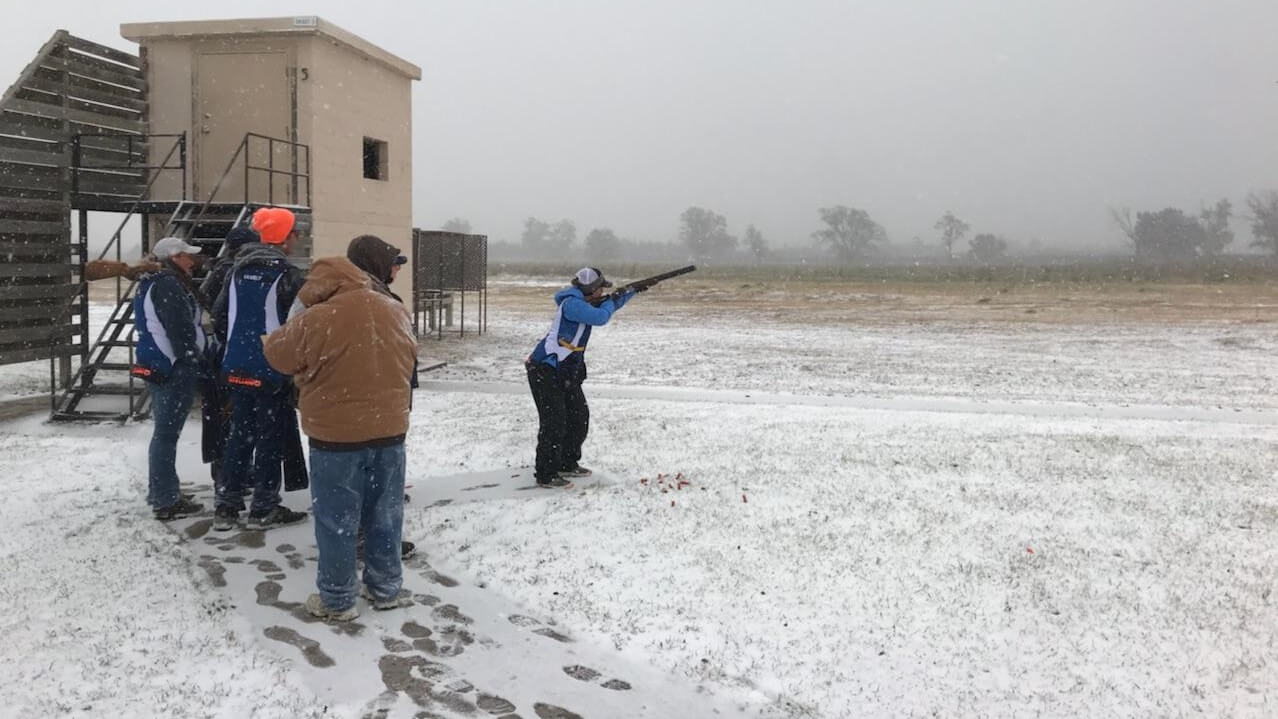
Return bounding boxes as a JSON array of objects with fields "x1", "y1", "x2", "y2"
[{"x1": 48, "y1": 134, "x2": 186, "y2": 415}]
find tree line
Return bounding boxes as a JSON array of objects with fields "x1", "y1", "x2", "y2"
[
  {"x1": 1109, "y1": 192, "x2": 1278, "y2": 260},
  {"x1": 437, "y1": 191, "x2": 1278, "y2": 265}
]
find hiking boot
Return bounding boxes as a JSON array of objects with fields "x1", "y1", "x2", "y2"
[
  {"x1": 559, "y1": 464, "x2": 593, "y2": 477},
  {"x1": 248, "y1": 506, "x2": 308, "y2": 529},
  {"x1": 153, "y1": 497, "x2": 204, "y2": 521},
  {"x1": 306, "y1": 593, "x2": 359, "y2": 622},
  {"x1": 361, "y1": 586, "x2": 413, "y2": 611},
  {"x1": 401, "y1": 541, "x2": 416, "y2": 560},
  {"x1": 213, "y1": 506, "x2": 239, "y2": 531},
  {"x1": 535, "y1": 475, "x2": 574, "y2": 488}
]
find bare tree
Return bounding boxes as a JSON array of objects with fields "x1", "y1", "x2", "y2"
[
  {"x1": 812, "y1": 205, "x2": 886, "y2": 261},
  {"x1": 1197, "y1": 199, "x2": 1233, "y2": 256},
  {"x1": 680, "y1": 207, "x2": 736, "y2": 261},
  {"x1": 1246, "y1": 190, "x2": 1278, "y2": 255},
  {"x1": 934, "y1": 211, "x2": 970, "y2": 261},
  {"x1": 1109, "y1": 206, "x2": 1138, "y2": 249},
  {"x1": 744, "y1": 224, "x2": 769, "y2": 263}
]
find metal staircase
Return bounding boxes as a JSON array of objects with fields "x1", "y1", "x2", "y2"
[
  {"x1": 50, "y1": 201, "x2": 252, "y2": 421},
  {"x1": 51, "y1": 130, "x2": 312, "y2": 422}
]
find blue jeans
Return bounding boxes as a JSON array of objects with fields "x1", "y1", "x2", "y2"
[
  {"x1": 217, "y1": 389, "x2": 287, "y2": 516},
  {"x1": 147, "y1": 362, "x2": 197, "y2": 509},
  {"x1": 310, "y1": 444, "x2": 406, "y2": 610}
]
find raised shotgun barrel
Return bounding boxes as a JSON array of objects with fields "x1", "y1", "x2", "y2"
[{"x1": 593, "y1": 265, "x2": 697, "y2": 305}]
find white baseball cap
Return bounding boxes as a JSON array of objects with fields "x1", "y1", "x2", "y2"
[
  {"x1": 572, "y1": 267, "x2": 612, "y2": 292},
  {"x1": 151, "y1": 237, "x2": 202, "y2": 260}
]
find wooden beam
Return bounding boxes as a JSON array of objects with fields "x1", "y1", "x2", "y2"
[
  {"x1": 59, "y1": 54, "x2": 146, "y2": 93},
  {"x1": 0, "y1": 241, "x2": 72, "y2": 258},
  {"x1": 0, "y1": 112, "x2": 63, "y2": 139},
  {"x1": 24, "y1": 76, "x2": 147, "y2": 113},
  {"x1": 71, "y1": 171, "x2": 145, "y2": 196},
  {"x1": 0, "y1": 163, "x2": 63, "y2": 191},
  {"x1": 0, "y1": 143, "x2": 63, "y2": 167},
  {"x1": 0, "y1": 284, "x2": 81, "y2": 302},
  {"x1": 63, "y1": 35, "x2": 141, "y2": 70},
  {"x1": 0, "y1": 196, "x2": 66, "y2": 213},
  {"x1": 0, "y1": 344, "x2": 79, "y2": 365},
  {"x1": 0, "y1": 262, "x2": 72, "y2": 278},
  {"x1": 0, "y1": 218, "x2": 65, "y2": 234},
  {"x1": 0, "y1": 325, "x2": 81, "y2": 344}
]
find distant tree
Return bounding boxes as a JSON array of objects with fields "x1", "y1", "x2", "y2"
[
  {"x1": 1109, "y1": 206, "x2": 1139, "y2": 250},
  {"x1": 812, "y1": 205, "x2": 886, "y2": 261},
  {"x1": 743, "y1": 224, "x2": 769, "y2": 263},
  {"x1": 968, "y1": 233, "x2": 1008, "y2": 263},
  {"x1": 546, "y1": 219, "x2": 576, "y2": 254},
  {"x1": 520, "y1": 217, "x2": 550, "y2": 250},
  {"x1": 585, "y1": 227, "x2": 623, "y2": 262},
  {"x1": 934, "y1": 211, "x2": 971, "y2": 261},
  {"x1": 441, "y1": 217, "x2": 472, "y2": 233},
  {"x1": 679, "y1": 206, "x2": 736, "y2": 261},
  {"x1": 1132, "y1": 208, "x2": 1204, "y2": 260},
  {"x1": 1197, "y1": 199, "x2": 1233, "y2": 256},
  {"x1": 1246, "y1": 191, "x2": 1278, "y2": 255}
]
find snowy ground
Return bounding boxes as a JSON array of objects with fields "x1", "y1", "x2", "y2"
[{"x1": 1, "y1": 276, "x2": 1276, "y2": 717}]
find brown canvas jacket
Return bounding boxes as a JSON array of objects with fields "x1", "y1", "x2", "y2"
[{"x1": 263, "y1": 257, "x2": 417, "y2": 446}]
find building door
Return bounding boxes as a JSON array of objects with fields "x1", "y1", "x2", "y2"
[{"x1": 195, "y1": 52, "x2": 294, "y2": 205}]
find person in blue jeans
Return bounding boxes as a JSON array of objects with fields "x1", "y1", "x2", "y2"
[
  {"x1": 264, "y1": 254, "x2": 418, "y2": 621},
  {"x1": 132, "y1": 237, "x2": 208, "y2": 520},
  {"x1": 211, "y1": 208, "x2": 307, "y2": 530}
]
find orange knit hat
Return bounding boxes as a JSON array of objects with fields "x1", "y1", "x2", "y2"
[{"x1": 251, "y1": 207, "x2": 296, "y2": 245}]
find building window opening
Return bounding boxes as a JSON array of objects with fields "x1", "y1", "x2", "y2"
[{"x1": 363, "y1": 137, "x2": 388, "y2": 180}]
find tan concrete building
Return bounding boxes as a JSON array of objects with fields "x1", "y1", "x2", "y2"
[{"x1": 121, "y1": 16, "x2": 421, "y2": 285}]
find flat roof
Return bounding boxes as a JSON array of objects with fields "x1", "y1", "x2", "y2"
[{"x1": 120, "y1": 16, "x2": 421, "y2": 80}]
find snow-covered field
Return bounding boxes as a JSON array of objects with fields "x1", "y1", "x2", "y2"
[{"x1": 1, "y1": 276, "x2": 1276, "y2": 717}]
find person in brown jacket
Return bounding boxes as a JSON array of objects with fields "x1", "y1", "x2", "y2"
[{"x1": 263, "y1": 255, "x2": 417, "y2": 621}]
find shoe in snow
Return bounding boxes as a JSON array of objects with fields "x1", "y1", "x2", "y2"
[
  {"x1": 213, "y1": 506, "x2": 239, "y2": 531},
  {"x1": 306, "y1": 593, "x2": 359, "y2": 622},
  {"x1": 361, "y1": 586, "x2": 413, "y2": 611},
  {"x1": 535, "y1": 475, "x2": 574, "y2": 488},
  {"x1": 559, "y1": 465, "x2": 592, "y2": 477},
  {"x1": 248, "y1": 506, "x2": 307, "y2": 529},
  {"x1": 401, "y1": 540, "x2": 416, "y2": 560},
  {"x1": 153, "y1": 497, "x2": 203, "y2": 521}
]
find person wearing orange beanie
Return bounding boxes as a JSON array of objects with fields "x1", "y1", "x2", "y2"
[{"x1": 211, "y1": 207, "x2": 307, "y2": 530}]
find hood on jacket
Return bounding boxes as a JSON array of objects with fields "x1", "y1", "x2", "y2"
[
  {"x1": 346, "y1": 235, "x2": 401, "y2": 285},
  {"x1": 298, "y1": 256, "x2": 371, "y2": 307},
  {"x1": 224, "y1": 226, "x2": 260, "y2": 256},
  {"x1": 554, "y1": 286, "x2": 585, "y2": 306},
  {"x1": 231, "y1": 242, "x2": 291, "y2": 273}
]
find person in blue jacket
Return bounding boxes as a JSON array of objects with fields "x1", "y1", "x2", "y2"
[
  {"x1": 525, "y1": 267, "x2": 641, "y2": 487},
  {"x1": 211, "y1": 207, "x2": 308, "y2": 530},
  {"x1": 132, "y1": 237, "x2": 208, "y2": 520}
]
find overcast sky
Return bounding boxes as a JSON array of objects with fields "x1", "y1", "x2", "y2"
[{"x1": 5, "y1": 1, "x2": 1277, "y2": 251}]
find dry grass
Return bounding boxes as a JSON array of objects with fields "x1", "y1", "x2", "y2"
[{"x1": 490, "y1": 274, "x2": 1278, "y2": 326}]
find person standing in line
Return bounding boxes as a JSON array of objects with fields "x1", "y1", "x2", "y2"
[
  {"x1": 263, "y1": 255, "x2": 417, "y2": 621},
  {"x1": 211, "y1": 207, "x2": 307, "y2": 530},
  {"x1": 132, "y1": 237, "x2": 208, "y2": 520},
  {"x1": 525, "y1": 267, "x2": 639, "y2": 487},
  {"x1": 199, "y1": 225, "x2": 260, "y2": 496},
  {"x1": 346, "y1": 235, "x2": 419, "y2": 560}
]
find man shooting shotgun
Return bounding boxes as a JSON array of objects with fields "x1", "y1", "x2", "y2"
[{"x1": 526, "y1": 265, "x2": 696, "y2": 487}]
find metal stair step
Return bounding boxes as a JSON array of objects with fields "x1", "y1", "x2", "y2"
[{"x1": 82, "y1": 385, "x2": 145, "y2": 396}]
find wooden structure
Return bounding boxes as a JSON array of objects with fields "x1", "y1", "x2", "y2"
[
  {"x1": 0, "y1": 18, "x2": 423, "y2": 421},
  {"x1": 412, "y1": 229, "x2": 488, "y2": 338},
  {"x1": 0, "y1": 31, "x2": 149, "y2": 379}
]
